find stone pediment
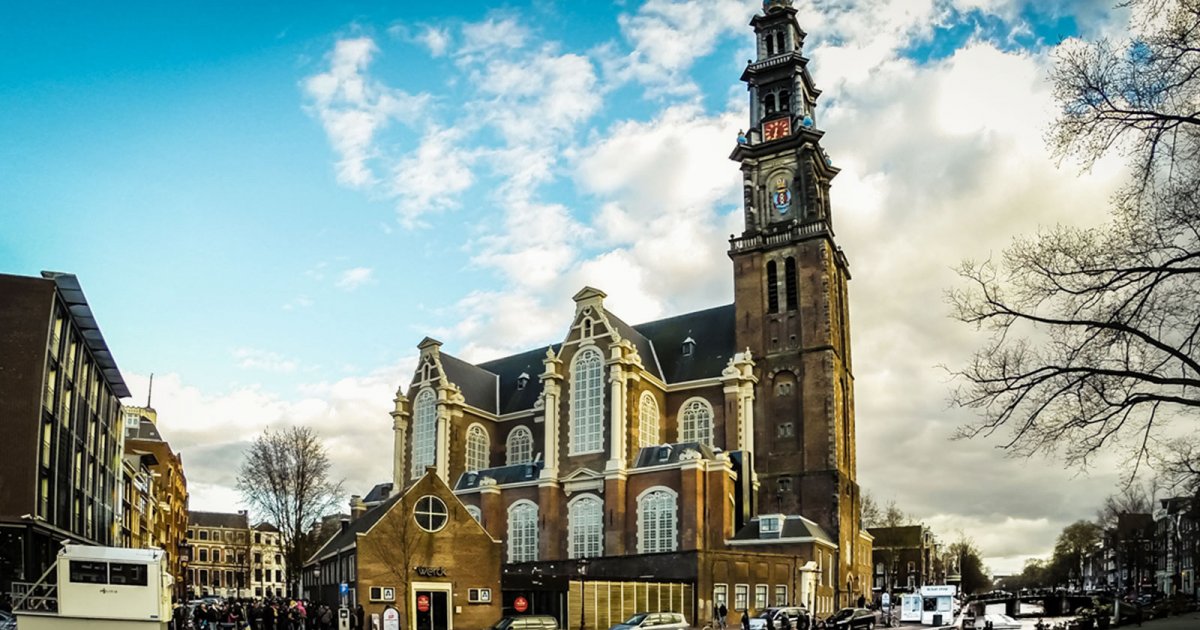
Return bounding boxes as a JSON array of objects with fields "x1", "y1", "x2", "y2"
[{"x1": 561, "y1": 467, "x2": 604, "y2": 496}]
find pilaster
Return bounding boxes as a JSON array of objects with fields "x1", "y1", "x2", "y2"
[
  {"x1": 390, "y1": 388, "x2": 410, "y2": 495},
  {"x1": 540, "y1": 347, "x2": 564, "y2": 480}
]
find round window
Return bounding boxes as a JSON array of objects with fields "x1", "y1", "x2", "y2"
[{"x1": 414, "y1": 495, "x2": 448, "y2": 532}]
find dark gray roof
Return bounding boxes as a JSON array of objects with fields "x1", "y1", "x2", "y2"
[
  {"x1": 477, "y1": 345, "x2": 559, "y2": 416},
  {"x1": 308, "y1": 494, "x2": 401, "y2": 563},
  {"x1": 362, "y1": 482, "x2": 394, "y2": 504},
  {"x1": 42, "y1": 271, "x2": 131, "y2": 398},
  {"x1": 633, "y1": 442, "x2": 718, "y2": 467},
  {"x1": 190, "y1": 511, "x2": 249, "y2": 529},
  {"x1": 131, "y1": 418, "x2": 163, "y2": 441},
  {"x1": 439, "y1": 352, "x2": 499, "y2": 414},
  {"x1": 604, "y1": 309, "x2": 663, "y2": 380},
  {"x1": 253, "y1": 522, "x2": 280, "y2": 533},
  {"x1": 731, "y1": 515, "x2": 835, "y2": 545},
  {"x1": 633, "y1": 304, "x2": 735, "y2": 384},
  {"x1": 423, "y1": 302, "x2": 734, "y2": 417},
  {"x1": 454, "y1": 462, "x2": 544, "y2": 490}
]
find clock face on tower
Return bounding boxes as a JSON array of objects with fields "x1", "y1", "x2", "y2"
[{"x1": 762, "y1": 117, "x2": 792, "y2": 141}]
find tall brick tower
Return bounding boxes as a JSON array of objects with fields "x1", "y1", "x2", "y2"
[{"x1": 729, "y1": 0, "x2": 863, "y2": 601}]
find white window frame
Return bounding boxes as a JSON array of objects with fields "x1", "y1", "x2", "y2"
[
  {"x1": 506, "y1": 426, "x2": 534, "y2": 465},
  {"x1": 638, "y1": 391, "x2": 660, "y2": 449},
  {"x1": 569, "y1": 347, "x2": 605, "y2": 455},
  {"x1": 465, "y1": 423, "x2": 490, "y2": 472},
  {"x1": 507, "y1": 500, "x2": 539, "y2": 563},
  {"x1": 678, "y1": 397, "x2": 714, "y2": 446},
  {"x1": 410, "y1": 388, "x2": 437, "y2": 478},
  {"x1": 713, "y1": 583, "x2": 728, "y2": 606},
  {"x1": 774, "y1": 584, "x2": 788, "y2": 606},
  {"x1": 567, "y1": 494, "x2": 603, "y2": 559},
  {"x1": 755, "y1": 585, "x2": 768, "y2": 610},
  {"x1": 636, "y1": 486, "x2": 678, "y2": 554},
  {"x1": 734, "y1": 584, "x2": 749, "y2": 611},
  {"x1": 465, "y1": 505, "x2": 482, "y2": 523}
]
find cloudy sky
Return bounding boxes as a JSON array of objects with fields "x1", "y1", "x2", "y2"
[{"x1": 1, "y1": 0, "x2": 1139, "y2": 573}]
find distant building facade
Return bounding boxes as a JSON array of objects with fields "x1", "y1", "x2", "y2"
[
  {"x1": 1154, "y1": 497, "x2": 1197, "y2": 599},
  {"x1": 868, "y1": 525, "x2": 941, "y2": 593},
  {"x1": 187, "y1": 511, "x2": 286, "y2": 599},
  {"x1": 0, "y1": 272, "x2": 131, "y2": 595},
  {"x1": 123, "y1": 409, "x2": 190, "y2": 600}
]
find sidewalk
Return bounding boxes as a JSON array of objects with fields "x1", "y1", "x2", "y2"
[{"x1": 1134, "y1": 612, "x2": 1200, "y2": 629}]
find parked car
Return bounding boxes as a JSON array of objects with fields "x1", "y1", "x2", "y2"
[
  {"x1": 0, "y1": 610, "x2": 16, "y2": 630},
  {"x1": 608, "y1": 611, "x2": 689, "y2": 630},
  {"x1": 825, "y1": 608, "x2": 876, "y2": 630},
  {"x1": 492, "y1": 615, "x2": 560, "y2": 630},
  {"x1": 748, "y1": 606, "x2": 810, "y2": 630}
]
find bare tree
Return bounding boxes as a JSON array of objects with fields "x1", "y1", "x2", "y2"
[
  {"x1": 237, "y1": 426, "x2": 343, "y2": 594},
  {"x1": 1095, "y1": 478, "x2": 1158, "y2": 528},
  {"x1": 357, "y1": 496, "x2": 433, "y2": 620},
  {"x1": 950, "y1": 0, "x2": 1200, "y2": 471}
]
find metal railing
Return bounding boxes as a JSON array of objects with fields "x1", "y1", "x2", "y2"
[
  {"x1": 729, "y1": 221, "x2": 828, "y2": 253},
  {"x1": 10, "y1": 580, "x2": 59, "y2": 613}
]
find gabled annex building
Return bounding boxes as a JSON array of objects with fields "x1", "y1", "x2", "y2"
[{"x1": 379, "y1": 2, "x2": 873, "y2": 629}]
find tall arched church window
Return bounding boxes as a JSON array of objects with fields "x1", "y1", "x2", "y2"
[
  {"x1": 570, "y1": 348, "x2": 604, "y2": 454},
  {"x1": 638, "y1": 392, "x2": 660, "y2": 449},
  {"x1": 568, "y1": 495, "x2": 603, "y2": 559},
  {"x1": 679, "y1": 398, "x2": 714, "y2": 446},
  {"x1": 465, "y1": 423, "x2": 489, "y2": 472},
  {"x1": 410, "y1": 388, "x2": 437, "y2": 478},
  {"x1": 506, "y1": 426, "x2": 534, "y2": 465},
  {"x1": 637, "y1": 488, "x2": 678, "y2": 554},
  {"x1": 785, "y1": 257, "x2": 798, "y2": 311},
  {"x1": 507, "y1": 501, "x2": 539, "y2": 563},
  {"x1": 767, "y1": 260, "x2": 779, "y2": 313}
]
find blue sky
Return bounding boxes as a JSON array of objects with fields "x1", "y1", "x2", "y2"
[{"x1": 1, "y1": 0, "x2": 1132, "y2": 572}]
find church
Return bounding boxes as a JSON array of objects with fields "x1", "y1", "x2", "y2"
[{"x1": 372, "y1": 1, "x2": 870, "y2": 627}]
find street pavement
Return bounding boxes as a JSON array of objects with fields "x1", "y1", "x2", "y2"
[{"x1": 1136, "y1": 612, "x2": 1200, "y2": 629}]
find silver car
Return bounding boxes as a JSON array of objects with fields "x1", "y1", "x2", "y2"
[{"x1": 608, "y1": 612, "x2": 689, "y2": 630}]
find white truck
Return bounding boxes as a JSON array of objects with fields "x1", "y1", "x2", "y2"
[{"x1": 15, "y1": 544, "x2": 173, "y2": 630}]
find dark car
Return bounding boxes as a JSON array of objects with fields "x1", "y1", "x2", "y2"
[
  {"x1": 826, "y1": 608, "x2": 876, "y2": 630},
  {"x1": 492, "y1": 615, "x2": 560, "y2": 630},
  {"x1": 0, "y1": 610, "x2": 16, "y2": 630}
]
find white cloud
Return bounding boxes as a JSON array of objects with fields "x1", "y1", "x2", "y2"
[
  {"x1": 302, "y1": 36, "x2": 429, "y2": 188},
  {"x1": 336, "y1": 266, "x2": 374, "y2": 290},
  {"x1": 232, "y1": 348, "x2": 300, "y2": 373},
  {"x1": 418, "y1": 25, "x2": 451, "y2": 57},
  {"x1": 390, "y1": 128, "x2": 477, "y2": 227}
]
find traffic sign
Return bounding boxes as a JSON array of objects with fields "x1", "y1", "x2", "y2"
[
  {"x1": 340, "y1": 582, "x2": 349, "y2": 595},
  {"x1": 514, "y1": 596, "x2": 529, "y2": 613},
  {"x1": 417, "y1": 594, "x2": 431, "y2": 612}
]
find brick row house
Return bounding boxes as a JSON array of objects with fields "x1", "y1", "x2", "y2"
[{"x1": 306, "y1": 2, "x2": 876, "y2": 628}]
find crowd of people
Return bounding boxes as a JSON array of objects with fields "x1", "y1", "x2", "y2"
[{"x1": 171, "y1": 598, "x2": 366, "y2": 630}]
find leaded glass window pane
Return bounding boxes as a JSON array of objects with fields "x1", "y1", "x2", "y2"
[
  {"x1": 638, "y1": 489, "x2": 677, "y2": 554},
  {"x1": 507, "y1": 426, "x2": 533, "y2": 465},
  {"x1": 570, "y1": 348, "x2": 604, "y2": 454},
  {"x1": 568, "y1": 496, "x2": 603, "y2": 559},
  {"x1": 466, "y1": 424, "x2": 489, "y2": 472},
  {"x1": 638, "y1": 392, "x2": 659, "y2": 449},
  {"x1": 411, "y1": 389, "x2": 437, "y2": 478},
  {"x1": 679, "y1": 399, "x2": 713, "y2": 446},
  {"x1": 507, "y1": 502, "x2": 539, "y2": 563}
]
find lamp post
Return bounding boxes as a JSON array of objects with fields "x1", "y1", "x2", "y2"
[{"x1": 578, "y1": 558, "x2": 590, "y2": 630}]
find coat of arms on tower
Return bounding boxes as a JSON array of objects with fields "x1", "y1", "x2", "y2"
[{"x1": 773, "y1": 177, "x2": 792, "y2": 214}]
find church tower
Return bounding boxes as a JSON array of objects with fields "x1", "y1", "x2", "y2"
[{"x1": 729, "y1": 0, "x2": 863, "y2": 600}]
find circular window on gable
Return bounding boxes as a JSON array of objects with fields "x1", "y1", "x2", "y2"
[{"x1": 414, "y1": 495, "x2": 448, "y2": 532}]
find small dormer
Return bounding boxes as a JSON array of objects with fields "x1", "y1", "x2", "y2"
[
  {"x1": 516, "y1": 372, "x2": 530, "y2": 390},
  {"x1": 759, "y1": 514, "x2": 784, "y2": 539},
  {"x1": 682, "y1": 336, "x2": 696, "y2": 357}
]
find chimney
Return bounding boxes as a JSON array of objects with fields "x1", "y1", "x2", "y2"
[{"x1": 350, "y1": 495, "x2": 366, "y2": 522}]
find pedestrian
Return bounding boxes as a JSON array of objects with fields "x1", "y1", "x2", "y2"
[
  {"x1": 718, "y1": 602, "x2": 728, "y2": 630},
  {"x1": 741, "y1": 609, "x2": 751, "y2": 630},
  {"x1": 354, "y1": 603, "x2": 365, "y2": 630},
  {"x1": 780, "y1": 610, "x2": 792, "y2": 630}
]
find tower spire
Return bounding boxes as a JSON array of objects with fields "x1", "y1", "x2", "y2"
[{"x1": 147, "y1": 372, "x2": 154, "y2": 408}]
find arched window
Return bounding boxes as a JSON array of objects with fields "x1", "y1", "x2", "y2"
[
  {"x1": 570, "y1": 348, "x2": 604, "y2": 454},
  {"x1": 465, "y1": 423, "x2": 489, "y2": 472},
  {"x1": 638, "y1": 392, "x2": 660, "y2": 449},
  {"x1": 679, "y1": 398, "x2": 714, "y2": 446},
  {"x1": 465, "y1": 505, "x2": 482, "y2": 523},
  {"x1": 779, "y1": 90, "x2": 791, "y2": 111},
  {"x1": 765, "y1": 34, "x2": 775, "y2": 56},
  {"x1": 568, "y1": 495, "x2": 603, "y2": 559},
  {"x1": 767, "y1": 260, "x2": 779, "y2": 313},
  {"x1": 506, "y1": 426, "x2": 534, "y2": 465},
  {"x1": 776, "y1": 32, "x2": 785, "y2": 55},
  {"x1": 637, "y1": 488, "x2": 678, "y2": 554},
  {"x1": 764, "y1": 93, "x2": 777, "y2": 114},
  {"x1": 785, "y1": 257, "x2": 798, "y2": 311},
  {"x1": 507, "y1": 501, "x2": 539, "y2": 563},
  {"x1": 411, "y1": 388, "x2": 437, "y2": 478}
]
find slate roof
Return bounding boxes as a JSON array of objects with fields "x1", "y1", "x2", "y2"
[
  {"x1": 308, "y1": 494, "x2": 402, "y2": 563},
  {"x1": 253, "y1": 522, "x2": 280, "y2": 533},
  {"x1": 633, "y1": 442, "x2": 719, "y2": 467},
  {"x1": 454, "y1": 462, "x2": 544, "y2": 490},
  {"x1": 190, "y1": 511, "x2": 249, "y2": 529},
  {"x1": 130, "y1": 418, "x2": 163, "y2": 441},
  {"x1": 477, "y1": 345, "x2": 561, "y2": 416},
  {"x1": 362, "y1": 482, "x2": 394, "y2": 504},
  {"x1": 731, "y1": 515, "x2": 835, "y2": 545},
  {"x1": 424, "y1": 302, "x2": 735, "y2": 417}
]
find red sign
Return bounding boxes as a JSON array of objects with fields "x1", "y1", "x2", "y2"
[
  {"x1": 417, "y1": 594, "x2": 431, "y2": 613},
  {"x1": 514, "y1": 596, "x2": 529, "y2": 613}
]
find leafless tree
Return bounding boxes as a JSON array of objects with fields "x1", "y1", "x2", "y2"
[
  {"x1": 1095, "y1": 478, "x2": 1158, "y2": 528},
  {"x1": 358, "y1": 496, "x2": 433, "y2": 620},
  {"x1": 950, "y1": 0, "x2": 1200, "y2": 472},
  {"x1": 237, "y1": 426, "x2": 343, "y2": 594}
]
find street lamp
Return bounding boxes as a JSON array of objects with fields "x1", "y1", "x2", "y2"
[{"x1": 578, "y1": 558, "x2": 590, "y2": 630}]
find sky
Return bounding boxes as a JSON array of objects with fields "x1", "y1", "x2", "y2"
[{"x1": 0, "y1": 0, "x2": 1139, "y2": 574}]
